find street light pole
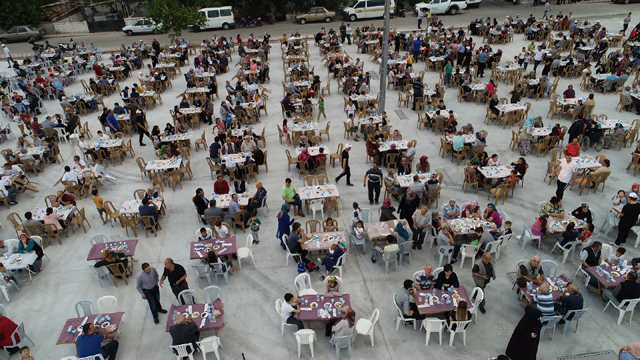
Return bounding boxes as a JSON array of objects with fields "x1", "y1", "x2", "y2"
[{"x1": 379, "y1": 0, "x2": 391, "y2": 113}]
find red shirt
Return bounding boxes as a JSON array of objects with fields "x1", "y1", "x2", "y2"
[
  {"x1": 93, "y1": 64, "x2": 103, "y2": 76},
  {"x1": 564, "y1": 143, "x2": 581, "y2": 157},
  {"x1": 214, "y1": 180, "x2": 229, "y2": 195},
  {"x1": 0, "y1": 316, "x2": 18, "y2": 347}
]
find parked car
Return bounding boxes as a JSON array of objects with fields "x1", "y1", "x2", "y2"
[
  {"x1": 611, "y1": 0, "x2": 638, "y2": 4},
  {"x1": 122, "y1": 19, "x2": 160, "y2": 36},
  {"x1": 0, "y1": 26, "x2": 46, "y2": 44},
  {"x1": 343, "y1": 0, "x2": 396, "y2": 22},
  {"x1": 296, "y1": 7, "x2": 336, "y2": 24},
  {"x1": 414, "y1": 0, "x2": 467, "y2": 15}
]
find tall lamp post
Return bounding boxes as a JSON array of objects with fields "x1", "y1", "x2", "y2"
[{"x1": 378, "y1": 0, "x2": 392, "y2": 112}]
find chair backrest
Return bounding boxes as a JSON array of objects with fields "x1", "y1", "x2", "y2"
[
  {"x1": 295, "y1": 329, "x2": 316, "y2": 344},
  {"x1": 470, "y1": 287, "x2": 484, "y2": 309},
  {"x1": 541, "y1": 315, "x2": 563, "y2": 329},
  {"x1": 197, "y1": 336, "x2": 221, "y2": 353},
  {"x1": 179, "y1": 289, "x2": 198, "y2": 305},
  {"x1": 600, "y1": 244, "x2": 613, "y2": 261},
  {"x1": 484, "y1": 240, "x2": 501, "y2": 254},
  {"x1": 398, "y1": 241, "x2": 413, "y2": 255},
  {"x1": 75, "y1": 299, "x2": 95, "y2": 317},
  {"x1": 333, "y1": 335, "x2": 354, "y2": 349},
  {"x1": 498, "y1": 211, "x2": 508, "y2": 223},
  {"x1": 563, "y1": 308, "x2": 588, "y2": 322},
  {"x1": 96, "y1": 296, "x2": 118, "y2": 313},
  {"x1": 192, "y1": 264, "x2": 209, "y2": 279},
  {"x1": 540, "y1": 260, "x2": 558, "y2": 277},
  {"x1": 90, "y1": 234, "x2": 109, "y2": 245},
  {"x1": 620, "y1": 298, "x2": 640, "y2": 310},
  {"x1": 204, "y1": 286, "x2": 223, "y2": 304},
  {"x1": 515, "y1": 259, "x2": 529, "y2": 273},
  {"x1": 383, "y1": 249, "x2": 399, "y2": 262},
  {"x1": 294, "y1": 273, "x2": 315, "y2": 295},
  {"x1": 171, "y1": 343, "x2": 194, "y2": 356},
  {"x1": 449, "y1": 320, "x2": 472, "y2": 333},
  {"x1": 361, "y1": 208, "x2": 373, "y2": 223}
]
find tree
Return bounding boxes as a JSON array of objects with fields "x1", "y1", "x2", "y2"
[
  {"x1": 144, "y1": 0, "x2": 206, "y2": 37},
  {"x1": 0, "y1": 1, "x2": 44, "y2": 31}
]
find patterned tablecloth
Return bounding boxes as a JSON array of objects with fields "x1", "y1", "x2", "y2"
[
  {"x1": 190, "y1": 237, "x2": 237, "y2": 259},
  {"x1": 298, "y1": 185, "x2": 339, "y2": 201},
  {"x1": 414, "y1": 286, "x2": 473, "y2": 315},
  {"x1": 57, "y1": 312, "x2": 124, "y2": 344},
  {"x1": 87, "y1": 240, "x2": 138, "y2": 260},
  {"x1": 208, "y1": 193, "x2": 249, "y2": 209},
  {"x1": 519, "y1": 274, "x2": 571, "y2": 304},
  {"x1": 298, "y1": 294, "x2": 352, "y2": 321},
  {"x1": 379, "y1": 140, "x2": 408, "y2": 152},
  {"x1": 364, "y1": 219, "x2": 410, "y2": 241},
  {"x1": 479, "y1": 165, "x2": 511, "y2": 179},
  {"x1": 145, "y1": 158, "x2": 182, "y2": 171},
  {"x1": 165, "y1": 301, "x2": 224, "y2": 332},
  {"x1": 120, "y1": 198, "x2": 163, "y2": 215},
  {"x1": 303, "y1": 232, "x2": 345, "y2": 252}
]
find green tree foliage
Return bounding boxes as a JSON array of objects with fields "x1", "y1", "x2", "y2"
[
  {"x1": 0, "y1": 1, "x2": 43, "y2": 31},
  {"x1": 144, "y1": 0, "x2": 206, "y2": 37}
]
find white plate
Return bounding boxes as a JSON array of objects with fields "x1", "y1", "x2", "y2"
[
  {"x1": 101, "y1": 322, "x2": 110, "y2": 328},
  {"x1": 201, "y1": 312, "x2": 209, "y2": 318},
  {"x1": 192, "y1": 312, "x2": 200, "y2": 318},
  {"x1": 334, "y1": 302, "x2": 343, "y2": 308},
  {"x1": 310, "y1": 302, "x2": 318, "y2": 308},
  {"x1": 452, "y1": 294, "x2": 460, "y2": 300},
  {"x1": 611, "y1": 272, "x2": 620, "y2": 277},
  {"x1": 612, "y1": 266, "x2": 619, "y2": 271}
]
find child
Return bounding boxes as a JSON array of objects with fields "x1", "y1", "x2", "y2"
[
  {"x1": 347, "y1": 113, "x2": 360, "y2": 142},
  {"x1": 248, "y1": 211, "x2": 261, "y2": 244},
  {"x1": 425, "y1": 101, "x2": 435, "y2": 112},
  {"x1": 198, "y1": 227, "x2": 212, "y2": 241},
  {"x1": 92, "y1": 189, "x2": 108, "y2": 225},
  {"x1": 20, "y1": 111, "x2": 32, "y2": 133},
  {"x1": 353, "y1": 220, "x2": 365, "y2": 241},
  {"x1": 214, "y1": 219, "x2": 229, "y2": 238},
  {"x1": 606, "y1": 247, "x2": 626, "y2": 265},
  {"x1": 282, "y1": 119, "x2": 291, "y2": 146},
  {"x1": 317, "y1": 96, "x2": 326, "y2": 120},
  {"x1": 352, "y1": 202, "x2": 361, "y2": 227},
  {"x1": 13, "y1": 113, "x2": 25, "y2": 136},
  {"x1": 493, "y1": 220, "x2": 512, "y2": 240},
  {"x1": 578, "y1": 223, "x2": 594, "y2": 242},
  {"x1": 0, "y1": 263, "x2": 17, "y2": 286},
  {"x1": 371, "y1": 234, "x2": 399, "y2": 263},
  {"x1": 324, "y1": 217, "x2": 337, "y2": 232},
  {"x1": 19, "y1": 347, "x2": 33, "y2": 360}
]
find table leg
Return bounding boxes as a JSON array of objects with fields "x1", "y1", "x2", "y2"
[{"x1": 597, "y1": 280, "x2": 605, "y2": 306}]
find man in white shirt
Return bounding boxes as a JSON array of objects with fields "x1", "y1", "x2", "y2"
[
  {"x1": 0, "y1": 164, "x2": 24, "y2": 179},
  {"x1": 2, "y1": 45, "x2": 13, "y2": 68},
  {"x1": 240, "y1": 135, "x2": 256, "y2": 153},
  {"x1": 78, "y1": 135, "x2": 95, "y2": 159},
  {"x1": 345, "y1": 100, "x2": 356, "y2": 117},
  {"x1": 72, "y1": 155, "x2": 87, "y2": 170},
  {"x1": 533, "y1": 46, "x2": 544, "y2": 73},
  {"x1": 417, "y1": 9, "x2": 425, "y2": 29},
  {"x1": 0, "y1": 178, "x2": 17, "y2": 204},
  {"x1": 280, "y1": 293, "x2": 304, "y2": 330},
  {"x1": 553, "y1": 153, "x2": 577, "y2": 200},
  {"x1": 97, "y1": 130, "x2": 111, "y2": 142},
  {"x1": 61, "y1": 165, "x2": 82, "y2": 185}
]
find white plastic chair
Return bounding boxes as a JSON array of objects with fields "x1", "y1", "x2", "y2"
[
  {"x1": 78, "y1": 356, "x2": 104, "y2": 360},
  {"x1": 540, "y1": 315, "x2": 563, "y2": 340},
  {"x1": 601, "y1": 211, "x2": 619, "y2": 237},
  {"x1": 295, "y1": 329, "x2": 316, "y2": 357},
  {"x1": 283, "y1": 234, "x2": 299, "y2": 265},
  {"x1": 432, "y1": 267, "x2": 443, "y2": 279},
  {"x1": 600, "y1": 244, "x2": 613, "y2": 262},
  {"x1": 334, "y1": 253, "x2": 346, "y2": 278},
  {"x1": 573, "y1": 264, "x2": 592, "y2": 289},
  {"x1": 203, "y1": 286, "x2": 222, "y2": 304},
  {"x1": 484, "y1": 240, "x2": 500, "y2": 259},
  {"x1": 361, "y1": 208, "x2": 373, "y2": 223},
  {"x1": 332, "y1": 334, "x2": 354, "y2": 360},
  {"x1": 355, "y1": 309, "x2": 379, "y2": 346},
  {"x1": 170, "y1": 343, "x2": 195, "y2": 360},
  {"x1": 421, "y1": 319, "x2": 446, "y2": 345},
  {"x1": 562, "y1": 308, "x2": 588, "y2": 335},
  {"x1": 498, "y1": 211, "x2": 508, "y2": 223},
  {"x1": 398, "y1": 240, "x2": 413, "y2": 265},
  {"x1": 540, "y1": 260, "x2": 558, "y2": 278},
  {"x1": 0, "y1": 304, "x2": 5, "y2": 317},
  {"x1": 347, "y1": 224, "x2": 366, "y2": 255},
  {"x1": 496, "y1": 233, "x2": 512, "y2": 259},
  {"x1": 195, "y1": 228, "x2": 213, "y2": 240},
  {"x1": 55, "y1": 127, "x2": 69, "y2": 143},
  {"x1": 192, "y1": 265, "x2": 213, "y2": 287},
  {"x1": 309, "y1": 199, "x2": 325, "y2": 220},
  {"x1": 237, "y1": 234, "x2": 256, "y2": 269},
  {"x1": 393, "y1": 293, "x2": 416, "y2": 331},
  {"x1": 468, "y1": 287, "x2": 484, "y2": 324},
  {"x1": 459, "y1": 244, "x2": 479, "y2": 268},
  {"x1": 276, "y1": 298, "x2": 299, "y2": 335},
  {"x1": 178, "y1": 289, "x2": 198, "y2": 305},
  {"x1": 603, "y1": 298, "x2": 640, "y2": 325},
  {"x1": 61, "y1": 357, "x2": 80, "y2": 360},
  {"x1": 75, "y1": 299, "x2": 95, "y2": 317},
  {"x1": 211, "y1": 261, "x2": 234, "y2": 285},
  {"x1": 90, "y1": 233, "x2": 109, "y2": 245},
  {"x1": 97, "y1": 295, "x2": 118, "y2": 313},
  {"x1": 381, "y1": 249, "x2": 399, "y2": 274},
  {"x1": 447, "y1": 320, "x2": 472, "y2": 346},
  {"x1": 90, "y1": 265, "x2": 114, "y2": 288},
  {"x1": 197, "y1": 335, "x2": 223, "y2": 360},
  {"x1": 294, "y1": 273, "x2": 317, "y2": 296},
  {"x1": 3, "y1": 322, "x2": 34, "y2": 358},
  {"x1": 437, "y1": 245, "x2": 454, "y2": 267},
  {"x1": 551, "y1": 240, "x2": 580, "y2": 263},
  {"x1": 0, "y1": 277, "x2": 20, "y2": 302},
  {"x1": 519, "y1": 225, "x2": 541, "y2": 250}
]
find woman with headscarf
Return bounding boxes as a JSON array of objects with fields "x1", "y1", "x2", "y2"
[
  {"x1": 297, "y1": 147, "x2": 315, "y2": 173},
  {"x1": 626, "y1": 183, "x2": 640, "y2": 202},
  {"x1": 277, "y1": 204, "x2": 296, "y2": 249},
  {"x1": 379, "y1": 199, "x2": 396, "y2": 221},
  {"x1": 505, "y1": 305, "x2": 543, "y2": 360},
  {"x1": 398, "y1": 190, "x2": 420, "y2": 228},
  {"x1": 484, "y1": 203, "x2": 502, "y2": 228},
  {"x1": 417, "y1": 156, "x2": 430, "y2": 174},
  {"x1": 619, "y1": 342, "x2": 640, "y2": 360},
  {"x1": 603, "y1": 123, "x2": 626, "y2": 149},
  {"x1": 328, "y1": 308, "x2": 356, "y2": 342},
  {"x1": 519, "y1": 116, "x2": 534, "y2": 156},
  {"x1": 396, "y1": 156, "x2": 411, "y2": 176},
  {"x1": 532, "y1": 116, "x2": 544, "y2": 128}
]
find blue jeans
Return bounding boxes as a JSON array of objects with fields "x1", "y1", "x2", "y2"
[
  {"x1": 418, "y1": 19, "x2": 423, "y2": 29},
  {"x1": 444, "y1": 73, "x2": 452, "y2": 86},
  {"x1": 620, "y1": 352, "x2": 639, "y2": 360},
  {"x1": 143, "y1": 285, "x2": 163, "y2": 320},
  {"x1": 288, "y1": 194, "x2": 302, "y2": 211},
  {"x1": 543, "y1": 10, "x2": 548, "y2": 20}
]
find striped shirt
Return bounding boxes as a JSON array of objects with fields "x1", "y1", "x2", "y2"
[
  {"x1": 136, "y1": 267, "x2": 159, "y2": 295},
  {"x1": 534, "y1": 292, "x2": 555, "y2": 316}
]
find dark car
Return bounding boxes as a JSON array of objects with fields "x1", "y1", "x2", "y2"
[{"x1": 0, "y1": 26, "x2": 46, "y2": 44}]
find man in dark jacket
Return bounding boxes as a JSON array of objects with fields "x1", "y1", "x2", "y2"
[
  {"x1": 169, "y1": 314, "x2": 199, "y2": 357},
  {"x1": 192, "y1": 188, "x2": 208, "y2": 223},
  {"x1": 554, "y1": 284, "x2": 583, "y2": 317},
  {"x1": 602, "y1": 271, "x2": 640, "y2": 307}
]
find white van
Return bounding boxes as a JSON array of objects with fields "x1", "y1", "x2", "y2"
[
  {"x1": 193, "y1": 6, "x2": 235, "y2": 31},
  {"x1": 342, "y1": 0, "x2": 396, "y2": 22}
]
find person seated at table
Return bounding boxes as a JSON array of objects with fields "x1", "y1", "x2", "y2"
[
  {"x1": 76, "y1": 322, "x2": 119, "y2": 360},
  {"x1": 474, "y1": 226, "x2": 495, "y2": 255},
  {"x1": 483, "y1": 203, "x2": 502, "y2": 228},
  {"x1": 281, "y1": 293, "x2": 304, "y2": 330},
  {"x1": 288, "y1": 222, "x2": 311, "y2": 264},
  {"x1": 212, "y1": 174, "x2": 230, "y2": 195},
  {"x1": 602, "y1": 271, "x2": 640, "y2": 307},
  {"x1": 175, "y1": 119, "x2": 188, "y2": 135},
  {"x1": 554, "y1": 283, "x2": 583, "y2": 318},
  {"x1": 319, "y1": 244, "x2": 345, "y2": 276},
  {"x1": 281, "y1": 93, "x2": 296, "y2": 116},
  {"x1": 221, "y1": 137, "x2": 237, "y2": 155},
  {"x1": 603, "y1": 124, "x2": 626, "y2": 150},
  {"x1": 580, "y1": 241, "x2": 603, "y2": 286},
  {"x1": 437, "y1": 223, "x2": 461, "y2": 264},
  {"x1": 533, "y1": 282, "x2": 555, "y2": 317},
  {"x1": 446, "y1": 300, "x2": 471, "y2": 330},
  {"x1": 435, "y1": 263, "x2": 460, "y2": 289},
  {"x1": 378, "y1": 198, "x2": 396, "y2": 221},
  {"x1": 571, "y1": 203, "x2": 593, "y2": 224},
  {"x1": 518, "y1": 255, "x2": 545, "y2": 285},
  {"x1": 371, "y1": 234, "x2": 399, "y2": 263},
  {"x1": 206, "y1": 248, "x2": 232, "y2": 273},
  {"x1": 197, "y1": 227, "x2": 212, "y2": 241},
  {"x1": 61, "y1": 165, "x2": 83, "y2": 186},
  {"x1": 95, "y1": 249, "x2": 129, "y2": 277},
  {"x1": 618, "y1": 342, "x2": 640, "y2": 360},
  {"x1": 396, "y1": 279, "x2": 426, "y2": 321},
  {"x1": 396, "y1": 157, "x2": 411, "y2": 176},
  {"x1": 322, "y1": 275, "x2": 343, "y2": 297},
  {"x1": 443, "y1": 198, "x2": 461, "y2": 219},
  {"x1": 169, "y1": 313, "x2": 199, "y2": 359},
  {"x1": 139, "y1": 198, "x2": 159, "y2": 227},
  {"x1": 540, "y1": 196, "x2": 564, "y2": 219},
  {"x1": 163, "y1": 123, "x2": 175, "y2": 136},
  {"x1": 437, "y1": 99, "x2": 447, "y2": 110},
  {"x1": 168, "y1": 143, "x2": 181, "y2": 158},
  {"x1": 17, "y1": 233, "x2": 43, "y2": 273},
  {"x1": 464, "y1": 200, "x2": 481, "y2": 218},
  {"x1": 606, "y1": 247, "x2": 626, "y2": 265}
]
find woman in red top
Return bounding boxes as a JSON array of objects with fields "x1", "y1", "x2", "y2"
[
  {"x1": 213, "y1": 175, "x2": 230, "y2": 194},
  {"x1": 0, "y1": 314, "x2": 19, "y2": 354},
  {"x1": 486, "y1": 79, "x2": 496, "y2": 97}
]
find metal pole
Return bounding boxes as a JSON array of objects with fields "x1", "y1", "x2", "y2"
[{"x1": 379, "y1": 0, "x2": 391, "y2": 113}]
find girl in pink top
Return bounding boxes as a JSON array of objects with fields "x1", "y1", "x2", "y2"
[
  {"x1": 531, "y1": 214, "x2": 548, "y2": 238},
  {"x1": 43, "y1": 207, "x2": 63, "y2": 231}
]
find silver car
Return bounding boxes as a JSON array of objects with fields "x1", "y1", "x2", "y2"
[{"x1": 0, "y1": 26, "x2": 46, "y2": 44}]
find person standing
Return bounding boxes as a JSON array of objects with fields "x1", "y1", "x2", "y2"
[
  {"x1": 412, "y1": 77, "x2": 424, "y2": 110},
  {"x1": 160, "y1": 258, "x2": 189, "y2": 305},
  {"x1": 543, "y1": 2, "x2": 550, "y2": 20},
  {"x1": 552, "y1": 153, "x2": 577, "y2": 200},
  {"x1": 412, "y1": 206, "x2": 430, "y2": 250},
  {"x1": 340, "y1": 23, "x2": 347, "y2": 44},
  {"x1": 345, "y1": 23, "x2": 353, "y2": 45},
  {"x1": 2, "y1": 45, "x2": 13, "y2": 68},
  {"x1": 335, "y1": 144, "x2": 353, "y2": 186},
  {"x1": 477, "y1": 49, "x2": 487, "y2": 77},
  {"x1": 613, "y1": 192, "x2": 640, "y2": 246},
  {"x1": 472, "y1": 253, "x2": 496, "y2": 314},
  {"x1": 622, "y1": 12, "x2": 632, "y2": 34},
  {"x1": 135, "y1": 109, "x2": 151, "y2": 146},
  {"x1": 363, "y1": 162, "x2": 383, "y2": 205},
  {"x1": 136, "y1": 262, "x2": 168, "y2": 324},
  {"x1": 417, "y1": 8, "x2": 425, "y2": 29},
  {"x1": 505, "y1": 305, "x2": 542, "y2": 360},
  {"x1": 533, "y1": 46, "x2": 544, "y2": 72}
]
